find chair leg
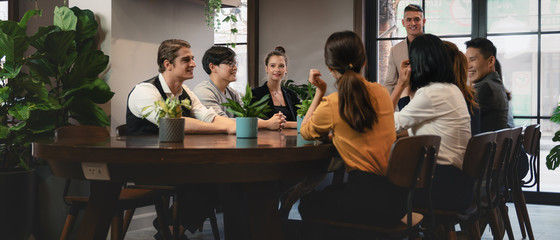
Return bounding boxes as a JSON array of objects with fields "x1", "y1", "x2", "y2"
[
  {"x1": 60, "y1": 205, "x2": 80, "y2": 240},
  {"x1": 122, "y1": 208, "x2": 136, "y2": 234},
  {"x1": 172, "y1": 194, "x2": 181, "y2": 240},
  {"x1": 513, "y1": 195, "x2": 527, "y2": 238},
  {"x1": 209, "y1": 210, "x2": 220, "y2": 240},
  {"x1": 488, "y1": 208, "x2": 504, "y2": 239},
  {"x1": 154, "y1": 196, "x2": 172, "y2": 240},
  {"x1": 111, "y1": 210, "x2": 124, "y2": 240},
  {"x1": 466, "y1": 220, "x2": 481, "y2": 240},
  {"x1": 499, "y1": 203, "x2": 514, "y2": 240},
  {"x1": 517, "y1": 191, "x2": 535, "y2": 240}
]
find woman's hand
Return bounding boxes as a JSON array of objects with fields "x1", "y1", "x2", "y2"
[
  {"x1": 397, "y1": 59, "x2": 411, "y2": 88},
  {"x1": 308, "y1": 69, "x2": 327, "y2": 94}
]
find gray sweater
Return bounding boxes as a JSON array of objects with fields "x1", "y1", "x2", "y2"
[{"x1": 193, "y1": 79, "x2": 243, "y2": 118}]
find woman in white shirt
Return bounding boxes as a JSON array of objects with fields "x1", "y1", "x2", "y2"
[{"x1": 392, "y1": 34, "x2": 473, "y2": 212}]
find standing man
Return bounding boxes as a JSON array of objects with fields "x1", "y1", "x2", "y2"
[
  {"x1": 127, "y1": 39, "x2": 236, "y2": 135},
  {"x1": 383, "y1": 4, "x2": 425, "y2": 104},
  {"x1": 193, "y1": 46, "x2": 286, "y2": 130},
  {"x1": 465, "y1": 38, "x2": 509, "y2": 132}
]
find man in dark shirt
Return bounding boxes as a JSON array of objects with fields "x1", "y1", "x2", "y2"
[{"x1": 465, "y1": 38, "x2": 509, "y2": 132}]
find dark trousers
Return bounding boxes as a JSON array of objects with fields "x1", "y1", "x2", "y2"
[
  {"x1": 413, "y1": 164, "x2": 474, "y2": 212},
  {"x1": 298, "y1": 170, "x2": 407, "y2": 226}
]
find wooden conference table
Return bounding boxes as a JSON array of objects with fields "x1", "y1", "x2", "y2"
[{"x1": 32, "y1": 129, "x2": 336, "y2": 240}]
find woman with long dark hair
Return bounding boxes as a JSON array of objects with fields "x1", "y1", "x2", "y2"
[
  {"x1": 298, "y1": 31, "x2": 406, "y2": 227},
  {"x1": 393, "y1": 34, "x2": 473, "y2": 211}
]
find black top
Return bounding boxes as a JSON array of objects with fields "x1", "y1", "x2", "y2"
[
  {"x1": 126, "y1": 76, "x2": 192, "y2": 136},
  {"x1": 474, "y1": 71, "x2": 509, "y2": 132},
  {"x1": 251, "y1": 82, "x2": 301, "y2": 121}
]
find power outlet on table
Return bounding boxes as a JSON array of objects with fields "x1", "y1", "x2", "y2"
[{"x1": 81, "y1": 162, "x2": 110, "y2": 180}]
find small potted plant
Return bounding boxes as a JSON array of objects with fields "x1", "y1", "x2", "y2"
[
  {"x1": 292, "y1": 82, "x2": 316, "y2": 132},
  {"x1": 546, "y1": 102, "x2": 560, "y2": 170},
  {"x1": 222, "y1": 84, "x2": 271, "y2": 138},
  {"x1": 142, "y1": 97, "x2": 191, "y2": 142}
]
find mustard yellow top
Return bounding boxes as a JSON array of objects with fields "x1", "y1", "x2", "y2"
[{"x1": 300, "y1": 81, "x2": 396, "y2": 176}]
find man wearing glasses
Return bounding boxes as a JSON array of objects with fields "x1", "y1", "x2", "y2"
[
  {"x1": 383, "y1": 4, "x2": 426, "y2": 109},
  {"x1": 194, "y1": 46, "x2": 286, "y2": 130}
]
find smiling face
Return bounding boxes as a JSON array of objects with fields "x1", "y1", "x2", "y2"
[
  {"x1": 402, "y1": 11, "x2": 425, "y2": 38},
  {"x1": 165, "y1": 47, "x2": 196, "y2": 81},
  {"x1": 212, "y1": 60, "x2": 238, "y2": 83},
  {"x1": 466, "y1": 47, "x2": 495, "y2": 83},
  {"x1": 265, "y1": 55, "x2": 287, "y2": 82}
]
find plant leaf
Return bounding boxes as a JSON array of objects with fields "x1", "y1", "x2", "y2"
[
  {"x1": 68, "y1": 50, "x2": 109, "y2": 87},
  {"x1": 44, "y1": 31, "x2": 75, "y2": 65},
  {"x1": 546, "y1": 145, "x2": 560, "y2": 170},
  {"x1": 70, "y1": 7, "x2": 98, "y2": 42},
  {"x1": 54, "y1": 6, "x2": 77, "y2": 31},
  {"x1": 8, "y1": 104, "x2": 30, "y2": 121}
]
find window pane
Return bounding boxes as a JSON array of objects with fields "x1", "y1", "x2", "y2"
[
  {"x1": 542, "y1": 0, "x2": 560, "y2": 31},
  {"x1": 378, "y1": 0, "x2": 421, "y2": 38},
  {"x1": 541, "y1": 34, "x2": 560, "y2": 116},
  {"x1": 425, "y1": 1, "x2": 471, "y2": 35},
  {"x1": 0, "y1": 1, "x2": 7, "y2": 20},
  {"x1": 488, "y1": 0, "x2": 538, "y2": 33},
  {"x1": 439, "y1": 37, "x2": 471, "y2": 54},
  {"x1": 227, "y1": 44, "x2": 248, "y2": 95},
  {"x1": 488, "y1": 35, "x2": 538, "y2": 118},
  {"x1": 214, "y1": 1, "x2": 248, "y2": 44},
  {"x1": 537, "y1": 119, "x2": 560, "y2": 193},
  {"x1": 377, "y1": 39, "x2": 401, "y2": 84}
]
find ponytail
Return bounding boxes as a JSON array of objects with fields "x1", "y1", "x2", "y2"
[{"x1": 337, "y1": 70, "x2": 377, "y2": 133}]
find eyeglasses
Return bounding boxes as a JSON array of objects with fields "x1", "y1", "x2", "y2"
[{"x1": 221, "y1": 60, "x2": 238, "y2": 67}]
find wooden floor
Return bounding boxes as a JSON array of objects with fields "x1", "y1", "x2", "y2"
[{"x1": 122, "y1": 202, "x2": 560, "y2": 240}]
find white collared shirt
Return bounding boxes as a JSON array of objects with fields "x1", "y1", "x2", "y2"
[
  {"x1": 128, "y1": 73, "x2": 217, "y2": 125},
  {"x1": 394, "y1": 82, "x2": 471, "y2": 169}
]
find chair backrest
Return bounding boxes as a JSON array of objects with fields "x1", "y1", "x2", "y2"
[
  {"x1": 386, "y1": 135, "x2": 441, "y2": 189},
  {"x1": 523, "y1": 124, "x2": 541, "y2": 156},
  {"x1": 486, "y1": 128, "x2": 513, "y2": 209},
  {"x1": 462, "y1": 131, "x2": 497, "y2": 216},
  {"x1": 505, "y1": 127, "x2": 523, "y2": 190},
  {"x1": 116, "y1": 124, "x2": 128, "y2": 137},
  {"x1": 55, "y1": 125, "x2": 109, "y2": 139},
  {"x1": 386, "y1": 135, "x2": 440, "y2": 233},
  {"x1": 522, "y1": 124, "x2": 541, "y2": 188}
]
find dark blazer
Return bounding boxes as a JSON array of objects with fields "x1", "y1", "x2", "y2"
[
  {"x1": 474, "y1": 71, "x2": 509, "y2": 133},
  {"x1": 251, "y1": 82, "x2": 301, "y2": 121}
]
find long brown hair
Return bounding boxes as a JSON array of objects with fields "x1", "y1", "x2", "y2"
[
  {"x1": 325, "y1": 31, "x2": 376, "y2": 133},
  {"x1": 442, "y1": 41, "x2": 478, "y2": 113}
]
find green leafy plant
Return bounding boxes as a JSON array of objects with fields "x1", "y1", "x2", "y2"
[
  {"x1": 282, "y1": 79, "x2": 316, "y2": 101},
  {"x1": 285, "y1": 80, "x2": 315, "y2": 117},
  {"x1": 546, "y1": 103, "x2": 560, "y2": 170},
  {"x1": 0, "y1": 7, "x2": 113, "y2": 170},
  {"x1": 141, "y1": 97, "x2": 191, "y2": 124},
  {"x1": 221, "y1": 84, "x2": 271, "y2": 118},
  {"x1": 205, "y1": 0, "x2": 241, "y2": 47}
]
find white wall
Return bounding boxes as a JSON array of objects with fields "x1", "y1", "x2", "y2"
[{"x1": 259, "y1": 0, "x2": 354, "y2": 94}]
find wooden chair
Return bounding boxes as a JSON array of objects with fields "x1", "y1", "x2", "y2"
[
  {"x1": 57, "y1": 125, "x2": 173, "y2": 240},
  {"x1": 115, "y1": 124, "x2": 221, "y2": 240},
  {"x1": 423, "y1": 131, "x2": 497, "y2": 240},
  {"x1": 512, "y1": 124, "x2": 540, "y2": 240},
  {"x1": 309, "y1": 135, "x2": 441, "y2": 239},
  {"x1": 496, "y1": 127, "x2": 522, "y2": 239},
  {"x1": 483, "y1": 128, "x2": 513, "y2": 239}
]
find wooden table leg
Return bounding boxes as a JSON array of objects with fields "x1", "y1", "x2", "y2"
[
  {"x1": 77, "y1": 181, "x2": 122, "y2": 240},
  {"x1": 245, "y1": 182, "x2": 281, "y2": 240}
]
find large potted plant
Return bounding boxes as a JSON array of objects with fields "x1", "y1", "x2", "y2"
[
  {"x1": 142, "y1": 96, "x2": 191, "y2": 142},
  {"x1": 0, "y1": 6, "x2": 113, "y2": 239},
  {"x1": 546, "y1": 102, "x2": 560, "y2": 170},
  {"x1": 222, "y1": 84, "x2": 270, "y2": 138}
]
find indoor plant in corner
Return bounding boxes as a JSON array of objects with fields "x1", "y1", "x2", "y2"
[
  {"x1": 0, "y1": 7, "x2": 113, "y2": 239},
  {"x1": 222, "y1": 84, "x2": 271, "y2": 138},
  {"x1": 142, "y1": 97, "x2": 191, "y2": 142},
  {"x1": 546, "y1": 102, "x2": 560, "y2": 170}
]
